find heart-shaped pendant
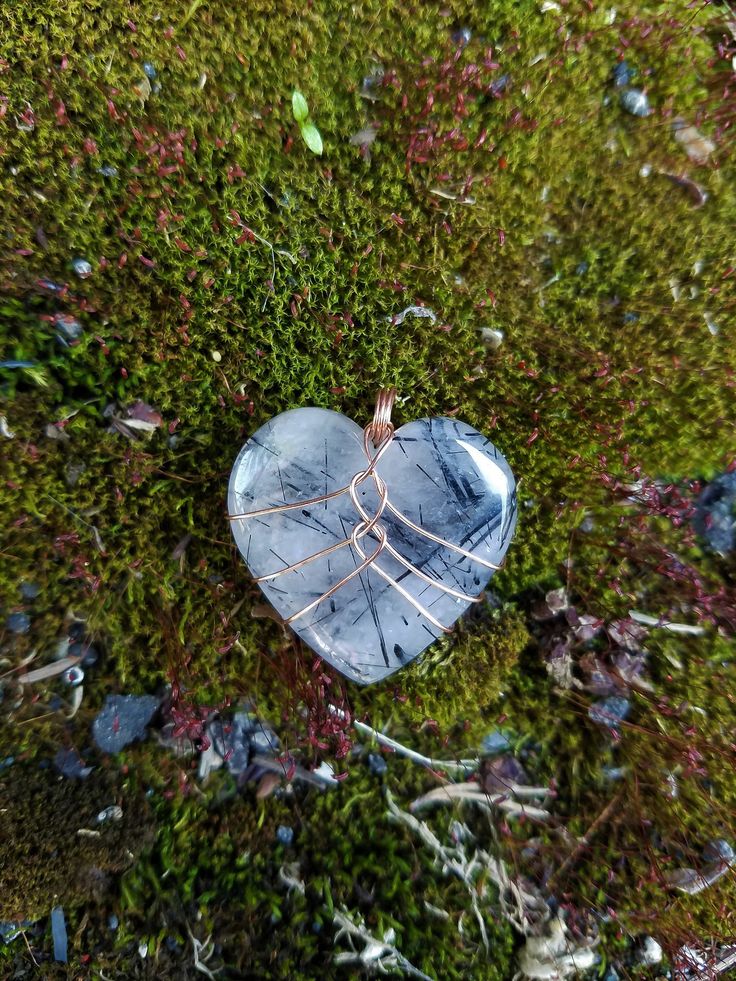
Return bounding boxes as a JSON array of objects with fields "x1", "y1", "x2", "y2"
[{"x1": 228, "y1": 390, "x2": 517, "y2": 684}]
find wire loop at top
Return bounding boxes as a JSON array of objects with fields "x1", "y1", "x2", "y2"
[{"x1": 366, "y1": 387, "x2": 397, "y2": 446}]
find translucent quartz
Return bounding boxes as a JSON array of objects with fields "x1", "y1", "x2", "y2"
[{"x1": 228, "y1": 408, "x2": 516, "y2": 684}]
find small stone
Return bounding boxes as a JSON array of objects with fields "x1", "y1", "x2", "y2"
[
  {"x1": 53, "y1": 313, "x2": 83, "y2": 341},
  {"x1": 673, "y1": 117, "x2": 715, "y2": 165},
  {"x1": 62, "y1": 665, "x2": 85, "y2": 686},
  {"x1": 51, "y1": 906, "x2": 68, "y2": 963},
  {"x1": 367, "y1": 752, "x2": 387, "y2": 776},
  {"x1": 97, "y1": 805, "x2": 123, "y2": 823},
  {"x1": 69, "y1": 641, "x2": 99, "y2": 667},
  {"x1": 480, "y1": 327, "x2": 504, "y2": 349},
  {"x1": 276, "y1": 825, "x2": 294, "y2": 846},
  {"x1": 481, "y1": 730, "x2": 511, "y2": 755},
  {"x1": 92, "y1": 693, "x2": 159, "y2": 754},
  {"x1": 19, "y1": 581, "x2": 41, "y2": 601},
  {"x1": 68, "y1": 620, "x2": 86, "y2": 641},
  {"x1": 620, "y1": 89, "x2": 652, "y2": 118},
  {"x1": 108, "y1": 914, "x2": 119, "y2": 931},
  {"x1": 622, "y1": 311, "x2": 639, "y2": 324},
  {"x1": 490, "y1": 74, "x2": 510, "y2": 97},
  {"x1": 6, "y1": 611, "x2": 31, "y2": 635},
  {"x1": 575, "y1": 261, "x2": 589, "y2": 276},
  {"x1": 638, "y1": 936, "x2": 663, "y2": 966},
  {"x1": 1, "y1": 921, "x2": 32, "y2": 944},
  {"x1": 611, "y1": 60, "x2": 634, "y2": 87},
  {"x1": 65, "y1": 461, "x2": 86, "y2": 488},
  {"x1": 602, "y1": 765, "x2": 627, "y2": 781},
  {"x1": 54, "y1": 747, "x2": 93, "y2": 780},
  {"x1": 481, "y1": 754, "x2": 529, "y2": 792},
  {"x1": 360, "y1": 66, "x2": 385, "y2": 99},
  {"x1": 98, "y1": 165, "x2": 119, "y2": 177},
  {"x1": 211, "y1": 350, "x2": 222, "y2": 363},
  {"x1": 451, "y1": 26, "x2": 472, "y2": 45},
  {"x1": 71, "y1": 257, "x2": 93, "y2": 279},
  {"x1": 142, "y1": 61, "x2": 157, "y2": 80},
  {"x1": 249, "y1": 726, "x2": 280, "y2": 756},
  {"x1": 639, "y1": 163, "x2": 652, "y2": 177},
  {"x1": 694, "y1": 472, "x2": 736, "y2": 555},
  {"x1": 588, "y1": 696, "x2": 630, "y2": 728}
]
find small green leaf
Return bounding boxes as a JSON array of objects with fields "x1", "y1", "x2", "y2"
[
  {"x1": 291, "y1": 90, "x2": 309, "y2": 124},
  {"x1": 299, "y1": 121, "x2": 323, "y2": 155}
]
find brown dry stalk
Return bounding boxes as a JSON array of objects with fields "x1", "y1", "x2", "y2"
[{"x1": 548, "y1": 789, "x2": 625, "y2": 890}]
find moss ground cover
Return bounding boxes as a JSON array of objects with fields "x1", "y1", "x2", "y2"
[{"x1": 1, "y1": 0, "x2": 734, "y2": 975}]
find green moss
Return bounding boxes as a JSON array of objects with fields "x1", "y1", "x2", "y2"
[
  {"x1": 351, "y1": 603, "x2": 530, "y2": 729},
  {"x1": 0, "y1": 765, "x2": 153, "y2": 921},
  {"x1": 1, "y1": 0, "x2": 735, "y2": 973}
]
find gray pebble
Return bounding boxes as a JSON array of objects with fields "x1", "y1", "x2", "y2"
[
  {"x1": 276, "y1": 825, "x2": 294, "y2": 846},
  {"x1": 69, "y1": 641, "x2": 99, "y2": 667},
  {"x1": 589, "y1": 696, "x2": 630, "y2": 728},
  {"x1": 54, "y1": 747, "x2": 93, "y2": 780},
  {"x1": 92, "y1": 694, "x2": 159, "y2": 754},
  {"x1": 65, "y1": 461, "x2": 86, "y2": 488},
  {"x1": 53, "y1": 313, "x2": 83, "y2": 341},
  {"x1": 620, "y1": 89, "x2": 652, "y2": 118},
  {"x1": 694, "y1": 471, "x2": 736, "y2": 555},
  {"x1": 71, "y1": 257, "x2": 93, "y2": 279},
  {"x1": 249, "y1": 726, "x2": 280, "y2": 756},
  {"x1": 612, "y1": 60, "x2": 633, "y2": 87},
  {"x1": 0, "y1": 920, "x2": 32, "y2": 944},
  {"x1": 19, "y1": 582, "x2": 41, "y2": 601},
  {"x1": 367, "y1": 752, "x2": 387, "y2": 776},
  {"x1": 451, "y1": 27, "x2": 472, "y2": 46},
  {"x1": 6, "y1": 612, "x2": 31, "y2": 635}
]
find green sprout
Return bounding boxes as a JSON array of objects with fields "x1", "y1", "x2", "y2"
[{"x1": 291, "y1": 90, "x2": 323, "y2": 155}]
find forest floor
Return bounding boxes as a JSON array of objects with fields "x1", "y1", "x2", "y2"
[{"x1": 1, "y1": 1, "x2": 735, "y2": 978}]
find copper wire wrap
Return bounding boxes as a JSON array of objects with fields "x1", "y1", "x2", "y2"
[{"x1": 228, "y1": 389, "x2": 502, "y2": 631}]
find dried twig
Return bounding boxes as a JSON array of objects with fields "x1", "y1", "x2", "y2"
[
  {"x1": 409, "y1": 781, "x2": 551, "y2": 820},
  {"x1": 186, "y1": 924, "x2": 219, "y2": 980},
  {"x1": 548, "y1": 790, "x2": 624, "y2": 890},
  {"x1": 628, "y1": 609, "x2": 705, "y2": 635},
  {"x1": 349, "y1": 715, "x2": 479, "y2": 774},
  {"x1": 17, "y1": 654, "x2": 82, "y2": 685},
  {"x1": 332, "y1": 909, "x2": 434, "y2": 980},
  {"x1": 386, "y1": 789, "x2": 545, "y2": 940}
]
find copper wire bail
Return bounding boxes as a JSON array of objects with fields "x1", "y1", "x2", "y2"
[{"x1": 366, "y1": 387, "x2": 397, "y2": 446}]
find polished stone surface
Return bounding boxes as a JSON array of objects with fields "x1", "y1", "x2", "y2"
[{"x1": 228, "y1": 407, "x2": 517, "y2": 684}]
